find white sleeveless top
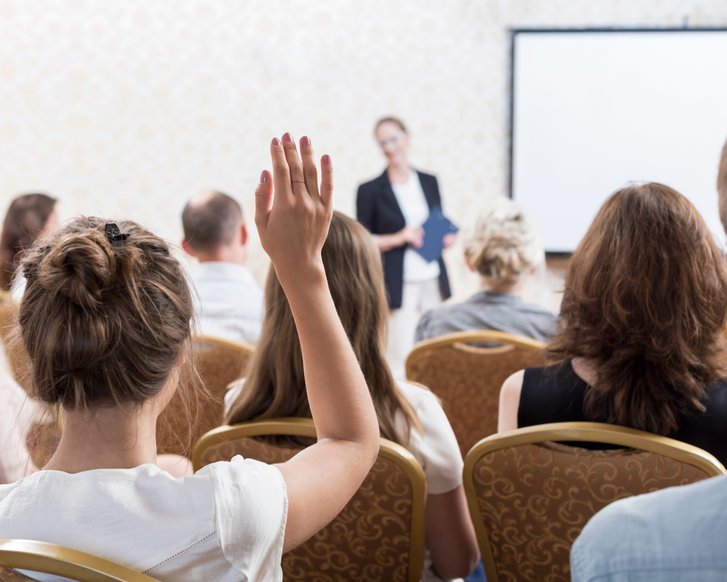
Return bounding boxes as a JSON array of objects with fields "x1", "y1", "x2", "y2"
[{"x1": 0, "y1": 457, "x2": 287, "y2": 581}]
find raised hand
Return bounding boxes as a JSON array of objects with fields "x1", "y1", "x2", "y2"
[{"x1": 255, "y1": 133, "x2": 333, "y2": 282}]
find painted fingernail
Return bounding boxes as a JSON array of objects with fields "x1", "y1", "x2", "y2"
[
  {"x1": 282, "y1": 132, "x2": 293, "y2": 143},
  {"x1": 322, "y1": 154, "x2": 331, "y2": 165},
  {"x1": 271, "y1": 137, "x2": 280, "y2": 147},
  {"x1": 260, "y1": 171, "x2": 268, "y2": 183},
  {"x1": 301, "y1": 136, "x2": 311, "y2": 147}
]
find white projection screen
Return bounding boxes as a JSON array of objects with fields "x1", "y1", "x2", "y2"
[{"x1": 511, "y1": 29, "x2": 727, "y2": 254}]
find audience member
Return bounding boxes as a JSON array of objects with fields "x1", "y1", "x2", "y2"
[
  {"x1": 182, "y1": 191, "x2": 263, "y2": 344},
  {"x1": 498, "y1": 183, "x2": 727, "y2": 466},
  {"x1": 415, "y1": 198, "x2": 556, "y2": 343},
  {"x1": 569, "y1": 143, "x2": 727, "y2": 581},
  {"x1": 225, "y1": 211, "x2": 480, "y2": 581},
  {"x1": 0, "y1": 370, "x2": 38, "y2": 483},
  {"x1": 0, "y1": 193, "x2": 57, "y2": 297},
  {"x1": 0, "y1": 135, "x2": 380, "y2": 580}
]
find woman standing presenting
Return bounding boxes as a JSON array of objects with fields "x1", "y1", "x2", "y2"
[{"x1": 357, "y1": 117, "x2": 452, "y2": 377}]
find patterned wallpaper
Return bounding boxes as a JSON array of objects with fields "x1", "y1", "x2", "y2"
[{"x1": 1, "y1": 0, "x2": 726, "y2": 303}]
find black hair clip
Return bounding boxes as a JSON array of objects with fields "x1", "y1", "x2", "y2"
[{"x1": 105, "y1": 222, "x2": 128, "y2": 243}]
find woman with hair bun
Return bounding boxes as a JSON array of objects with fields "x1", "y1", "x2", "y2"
[
  {"x1": 415, "y1": 199, "x2": 556, "y2": 343},
  {"x1": 0, "y1": 192, "x2": 58, "y2": 295},
  {"x1": 498, "y1": 183, "x2": 727, "y2": 465},
  {"x1": 0, "y1": 135, "x2": 380, "y2": 580}
]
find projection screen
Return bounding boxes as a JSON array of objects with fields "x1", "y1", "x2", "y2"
[{"x1": 510, "y1": 28, "x2": 727, "y2": 254}]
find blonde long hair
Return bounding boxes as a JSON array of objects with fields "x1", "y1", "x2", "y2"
[{"x1": 225, "y1": 212, "x2": 420, "y2": 445}]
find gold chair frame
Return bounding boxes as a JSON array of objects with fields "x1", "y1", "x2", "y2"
[
  {"x1": 407, "y1": 330, "x2": 546, "y2": 361},
  {"x1": 0, "y1": 539, "x2": 157, "y2": 581},
  {"x1": 463, "y1": 421, "x2": 727, "y2": 582},
  {"x1": 193, "y1": 418, "x2": 427, "y2": 582}
]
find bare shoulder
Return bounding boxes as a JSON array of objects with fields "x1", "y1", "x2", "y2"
[{"x1": 497, "y1": 370, "x2": 525, "y2": 433}]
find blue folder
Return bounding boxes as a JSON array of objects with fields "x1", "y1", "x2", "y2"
[{"x1": 415, "y1": 208, "x2": 459, "y2": 263}]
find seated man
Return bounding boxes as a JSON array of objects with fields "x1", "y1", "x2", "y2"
[{"x1": 182, "y1": 191, "x2": 263, "y2": 344}]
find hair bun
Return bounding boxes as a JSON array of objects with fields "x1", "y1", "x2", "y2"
[{"x1": 36, "y1": 230, "x2": 117, "y2": 310}]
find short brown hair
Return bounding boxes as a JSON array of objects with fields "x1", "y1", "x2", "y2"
[
  {"x1": 181, "y1": 191, "x2": 242, "y2": 253},
  {"x1": 550, "y1": 183, "x2": 727, "y2": 435},
  {"x1": 19, "y1": 217, "x2": 194, "y2": 409},
  {"x1": 0, "y1": 193, "x2": 57, "y2": 290}
]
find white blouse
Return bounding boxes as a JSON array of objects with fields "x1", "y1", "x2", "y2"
[
  {"x1": 224, "y1": 380, "x2": 463, "y2": 495},
  {"x1": 0, "y1": 457, "x2": 287, "y2": 581},
  {"x1": 391, "y1": 170, "x2": 441, "y2": 283}
]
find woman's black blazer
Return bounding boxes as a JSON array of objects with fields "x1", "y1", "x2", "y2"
[{"x1": 356, "y1": 169, "x2": 451, "y2": 309}]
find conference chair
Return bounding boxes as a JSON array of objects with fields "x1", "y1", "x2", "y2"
[
  {"x1": 405, "y1": 330, "x2": 548, "y2": 456},
  {"x1": 463, "y1": 422, "x2": 726, "y2": 582},
  {"x1": 193, "y1": 418, "x2": 427, "y2": 582},
  {"x1": 0, "y1": 539, "x2": 156, "y2": 581},
  {"x1": 156, "y1": 334, "x2": 254, "y2": 456},
  {"x1": 0, "y1": 294, "x2": 32, "y2": 393}
]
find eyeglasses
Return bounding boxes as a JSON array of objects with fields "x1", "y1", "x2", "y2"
[{"x1": 378, "y1": 134, "x2": 403, "y2": 149}]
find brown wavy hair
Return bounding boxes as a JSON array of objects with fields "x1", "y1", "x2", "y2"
[
  {"x1": 225, "y1": 211, "x2": 421, "y2": 445},
  {"x1": 550, "y1": 183, "x2": 727, "y2": 435},
  {"x1": 0, "y1": 193, "x2": 57, "y2": 290}
]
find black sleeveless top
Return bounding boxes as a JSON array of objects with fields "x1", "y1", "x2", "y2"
[{"x1": 519, "y1": 361, "x2": 727, "y2": 466}]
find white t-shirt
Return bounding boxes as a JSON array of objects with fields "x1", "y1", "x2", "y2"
[
  {"x1": 391, "y1": 171, "x2": 441, "y2": 283},
  {"x1": 224, "y1": 380, "x2": 461, "y2": 495},
  {"x1": 191, "y1": 262, "x2": 264, "y2": 345},
  {"x1": 0, "y1": 457, "x2": 287, "y2": 581}
]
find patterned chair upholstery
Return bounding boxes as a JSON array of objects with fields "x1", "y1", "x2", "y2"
[
  {"x1": 0, "y1": 539, "x2": 157, "y2": 581},
  {"x1": 463, "y1": 422, "x2": 727, "y2": 582},
  {"x1": 405, "y1": 330, "x2": 547, "y2": 456},
  {"x1": 156, "y1": 334, "x2": 254, "y2": 456},
  {"x1": 0, "y1": 293, "x2": 32, "y2": 393},
  {"x1": 193, "y1": 418, "x2": 427, "y2": 582}
]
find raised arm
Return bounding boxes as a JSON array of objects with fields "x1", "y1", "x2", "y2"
[{"x1": 255, "y1": 134, "x2": 379, "y2": 552}]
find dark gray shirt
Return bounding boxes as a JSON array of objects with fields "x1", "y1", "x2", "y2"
[{"x1": 414, "y1": 290, "x2": 557, "y2": 343}]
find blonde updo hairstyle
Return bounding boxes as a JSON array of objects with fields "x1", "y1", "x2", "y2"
[
  {"x1": 464, "y1": 199, "x2": 543, "y2": 288},
  {"x1": 18, "y1": 217, "x2": 194, "y2": 409}
]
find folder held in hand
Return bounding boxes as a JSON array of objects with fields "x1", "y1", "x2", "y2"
[{"x1": 415, "y1": 208, "x2": 459, "y2": 263}]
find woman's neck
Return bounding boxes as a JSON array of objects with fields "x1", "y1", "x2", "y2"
[
  {"x1": 571, "y1": 357, "x2": 599, "y2": 386},
  {"x1": 387, "y1": 163, "x2": 410, "y2": 185},
  {"x1": 44, "y1": 403, "x2": 159, "y2": 473}
]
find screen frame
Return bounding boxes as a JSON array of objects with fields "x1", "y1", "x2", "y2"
[{"x1": 508, "y1": 26, "x2": 727, "y2": 258}]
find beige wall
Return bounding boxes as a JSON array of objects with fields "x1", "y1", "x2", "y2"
[{"x1": 2, "y1": 0, "x2": 726, "y2": 304}]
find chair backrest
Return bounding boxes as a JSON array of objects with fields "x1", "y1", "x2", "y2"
[
  {"x1": 0, "y1": 539, "x2": 157, "y2": 581},
  {"x1": 193, "y1": 418, "x2": 427, "y2": 582},
  {"x1": 463, "y1": 422, "x2": 727, "y2": 582},
  {"x1": 405, "y1": 330, "x2": 548, "y2": 456},
  {"x1": 156, "y1": 334, "x2": 254, "y2": 456},
  {"x1": 0, "y1": 294, "x2": 32, "y2": 393}
]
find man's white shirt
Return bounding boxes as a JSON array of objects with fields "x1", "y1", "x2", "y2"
[{"x1": 191, "y1": 262, "x2": 263, "y2": 345}]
